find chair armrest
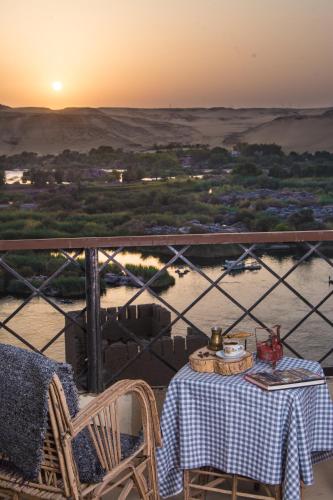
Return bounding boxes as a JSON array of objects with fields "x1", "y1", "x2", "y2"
[{"x1": 71, "y1": 379, "x2": 161, "y2": 447}]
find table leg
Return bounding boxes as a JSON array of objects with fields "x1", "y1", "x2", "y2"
[
  {"x1": 184, "y1": 470, "x2": 190, "y2": 500},
  {"x1": 232, "y1": 474, "x2": 237, "y2": 500},
  {"x1": 300, "y1": 481, "x2": 304, "y2": 500},
  {"x1": 273, "y1": 484, "x2": 282, "y2": 500}
]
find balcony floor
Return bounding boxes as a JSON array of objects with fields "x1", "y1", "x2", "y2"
[{"x1": 101, "y1": 378, "x2": 333, "y2": 499}]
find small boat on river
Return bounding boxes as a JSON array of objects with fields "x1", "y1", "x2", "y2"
[
  {"x1": 58, "y1": 299, "x2": 74, "y2": 304},
  {"x1": 222, "y1": 260, "x2": 261, "y2": 272},
  {"x1": 175, "y1": 268, "x2": 190, "y2": 277}
]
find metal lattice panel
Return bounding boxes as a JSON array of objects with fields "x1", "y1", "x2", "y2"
[
  {"x1": 0, "y1": 249, "x2": 87, "y2": 354},
  {"x1": 1, "y1": 232, "x2": 333, "y2": 391}
]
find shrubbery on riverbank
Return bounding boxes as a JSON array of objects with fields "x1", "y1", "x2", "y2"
[
  {"x1": 2, "y1": 143, "x2": 333, "y2": 241},
  {"x1": 0, "y1": 252, "x2": 175, "y2": 299}
]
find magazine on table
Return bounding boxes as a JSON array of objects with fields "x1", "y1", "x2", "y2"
[{"x1": 244, "y1": 368, "x2": 325, "y2": 391}]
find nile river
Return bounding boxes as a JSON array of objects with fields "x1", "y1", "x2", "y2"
[{"x1": 1, "y1": 252, "x2": 333, "y2": 366}]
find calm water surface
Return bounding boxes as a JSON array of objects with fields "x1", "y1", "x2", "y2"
[{"x1": 1, "y1": 252, "x2": 333, "y2": 366}]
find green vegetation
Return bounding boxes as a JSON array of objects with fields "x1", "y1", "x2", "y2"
[
  {"x1": 0, "y1": 179, "x2": 222, "y2": 239},
  {"x1": 232, "y1": 162, "x2": 262, "y2": 177},
  {"x1": 0, "y1": 252, "x2": 174, "y2": 298},
  {"x1": 2, "y1": 142, "x2": 333, "y2": 242},
  {"x1": 106, "y1": 263, "x2": 175, "y2": 290},
  {"x1": 3, "y1": 142, "x2": 333, "y2": 298}
]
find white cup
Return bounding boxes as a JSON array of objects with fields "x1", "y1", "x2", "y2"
[{"x1": 223, "y1": 340, "x2": 245, "y2": 357}]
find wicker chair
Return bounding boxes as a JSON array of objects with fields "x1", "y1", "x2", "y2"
[{"x1": 0, "y1": 377, "x2": 161, "y2": 499}]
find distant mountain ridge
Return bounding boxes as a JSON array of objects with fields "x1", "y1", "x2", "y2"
[{"x1": 0, "y1": 104, "x2": 332, "y2": 154}]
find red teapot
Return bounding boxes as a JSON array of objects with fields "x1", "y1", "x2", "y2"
[{"x1": 255, "y1": 325, "x2": 283, "y2": 369}]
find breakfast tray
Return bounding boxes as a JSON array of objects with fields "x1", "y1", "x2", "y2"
[{"x1": 189, "y1": 346, "x2": 254, "y2": 376}]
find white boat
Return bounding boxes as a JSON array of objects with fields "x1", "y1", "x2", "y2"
[
  {"x1": 223, "y1": 260, "x2": 261, "y2": 272},
  {"x1": 223, "y1": 260, "x2": 245, "y2": 271}
]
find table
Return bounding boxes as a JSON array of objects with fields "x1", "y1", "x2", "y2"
[{"x1": 157, "y1": 356, "x2": 333, "y2": 500}]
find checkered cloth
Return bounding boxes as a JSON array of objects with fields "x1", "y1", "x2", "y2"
[{"x1": 157, "y1": 357, "x2": 333, "y2": 500}]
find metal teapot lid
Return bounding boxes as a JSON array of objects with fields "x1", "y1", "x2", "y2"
[{"x1": 211, "y1": 325, "x2": 222, "y2": 334}]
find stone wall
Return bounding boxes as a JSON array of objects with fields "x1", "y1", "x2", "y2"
[{"x1": 65, "y1": 304, "x2": 207, "y2": 388}]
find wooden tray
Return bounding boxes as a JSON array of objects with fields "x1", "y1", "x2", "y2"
[{"x1": 189, "y1": 346, "x2": 254, "y2": 376}]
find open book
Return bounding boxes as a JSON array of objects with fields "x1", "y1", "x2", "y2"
[{"x1": 244, "y1": 368, "x2": 325, "y2": 391}]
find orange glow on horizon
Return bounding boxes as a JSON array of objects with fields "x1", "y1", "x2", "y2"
[{"x1": 1, "y1": 0, "x2": 333, "y2": 109}]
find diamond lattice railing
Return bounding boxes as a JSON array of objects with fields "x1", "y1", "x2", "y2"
[
  {"x1": 99, "y1": 242, "x2": 333, "y2": 383},
  {"x1": 0, "y1": 249, "x2": 87, "y2": 355},
  {"x1": 98, "y1": 244, "x2": 256, "y2": 384},
  {"x1": 1, "y1": 232, "x2": 333, "y2": 392}
]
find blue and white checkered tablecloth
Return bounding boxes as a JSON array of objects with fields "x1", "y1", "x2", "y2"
[{"x1": 157, "y1": 356, "x2": 333, "y2": 500}]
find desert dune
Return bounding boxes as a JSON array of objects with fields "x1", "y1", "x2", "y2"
[{"x1": 0, "y1": 105, "x2": 332, "y2": 154}]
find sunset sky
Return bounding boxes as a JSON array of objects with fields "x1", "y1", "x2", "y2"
[{"x1": 1, "y1": 0, "x2": 333, "y2": 109}]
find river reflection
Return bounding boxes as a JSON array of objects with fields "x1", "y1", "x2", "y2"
[{"x1": 1, "y1": 252, "x2": 333, "y2": 366}]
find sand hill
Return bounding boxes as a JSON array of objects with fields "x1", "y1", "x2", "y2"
[
  {"x1": 0, "y1": 105, "x2": 332, "y2": 154},
  {"x1": 236, "y1": 110, "x2": 333, "y2": 153}
]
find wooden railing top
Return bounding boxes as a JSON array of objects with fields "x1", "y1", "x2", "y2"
[{"x1": 1, "y1": 230, "x2": 333, "y2": 251}]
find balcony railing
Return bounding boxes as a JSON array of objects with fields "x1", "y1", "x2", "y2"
[{"x1": 1, "y1": 230, "x2": 333, "y2": 393}]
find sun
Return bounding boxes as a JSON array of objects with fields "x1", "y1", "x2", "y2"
[{"x1": 51, "y1": 81, "x2": 63, "y2": 92}]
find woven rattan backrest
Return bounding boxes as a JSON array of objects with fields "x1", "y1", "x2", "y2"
[
  {"x1": 38, "y1": 375, "x2": 80, "y2": 499},
  {"x1": 72, "y1": 379, "x2": 162, "y2": 475}
]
